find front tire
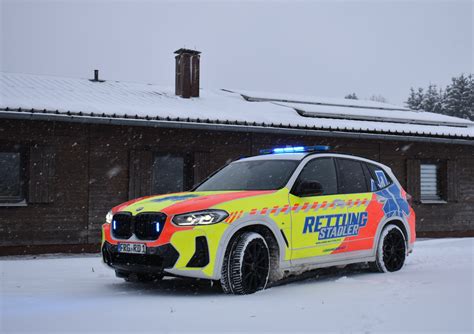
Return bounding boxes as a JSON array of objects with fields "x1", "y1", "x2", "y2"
[
  {"x1": 220, "y1": 232, "x2": 270, "y2": 295},
  {"x1": 370, "y1": 224, "x2": 407, "y2": 273}
]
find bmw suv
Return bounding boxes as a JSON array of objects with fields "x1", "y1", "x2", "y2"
[{"x1": 102, "y1": 146, "x2": 416, "y2": 294}]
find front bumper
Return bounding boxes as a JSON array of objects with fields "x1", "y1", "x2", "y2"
[
  {"x1": 102, "y1": 241, "x2": 179, "y2": 274},
  {"x1": 102, "y1": 220, "x2": 223, "y2": 279}
]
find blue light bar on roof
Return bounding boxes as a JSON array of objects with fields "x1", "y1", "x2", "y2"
[
  {"x1": 274, "y1": 146, "x2": 305, "y2": 153},
  {"x1": 259, "y1": 145, "x2": 330, "y2": 155}
]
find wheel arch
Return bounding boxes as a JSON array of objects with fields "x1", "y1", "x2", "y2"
[
  {"x1": 373, "y1": 216, "x2": 410, "y2": 256},
  {"x1": 212, "y1": 218, "x2": 287, "y2": 280},
  {"x1": 386, "y1": 220, "x2": 409, "y2": 243}
]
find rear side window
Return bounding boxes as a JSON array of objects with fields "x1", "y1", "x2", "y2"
[
  {"x1": 336, "y1": 158, "x2": 369, "y2": 194},
  {"x1": 366, "y1": 163, "x2": 392, "y2": 191},
  {"x1": 294, "y1": 158, "x2": 337, "y2": 195}
]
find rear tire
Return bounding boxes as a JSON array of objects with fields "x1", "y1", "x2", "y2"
[
  {"x1": 220, "y1": 232, "x2": 270, "y2": 295},
  {"x1": 370, "y1": 224, "x2": 407, "y2": 273}
]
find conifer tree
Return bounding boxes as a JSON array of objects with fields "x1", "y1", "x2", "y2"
[
  {"x1": 405, "y1": 74, "x2": 473, "y2": 120},
  {"x1": 420, "y1": 84, "x2": 442, "y2": 113},
  {"x1": 405, "y1": 87, "x2": 424, "y2": 110},
  {"x1": 344, "y1": 93, "x2": 358, "y2": 100},
  {"x1": 443, "y1": 74, "x2": 472, "y2": 119},
  {"x1": 467, "y1": 74, "x2": 474, "y2": 120},
  {"x1": 369, "y1": 95, "x2": 387, "y2": 103}
]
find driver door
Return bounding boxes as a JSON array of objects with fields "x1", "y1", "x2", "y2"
[{"x1": 289, "y1": 157, "x2": 349, "y2": 261}]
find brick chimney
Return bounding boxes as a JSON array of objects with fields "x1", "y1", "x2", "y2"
[{"x1": 174, "y1": 48, "x2": 201, "y2": 98}]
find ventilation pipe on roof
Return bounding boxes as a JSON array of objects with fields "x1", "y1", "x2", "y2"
[
  {"x1": 90, "y1": 69, "x2": 104, "y2": 83},
  {"x1": 174, "y1": 48, "x2": 201, "y2": 98}
]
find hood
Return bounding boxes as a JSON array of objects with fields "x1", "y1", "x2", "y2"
[{"x1": 112, "y1": 190, "x2": 275, "y2": 216}]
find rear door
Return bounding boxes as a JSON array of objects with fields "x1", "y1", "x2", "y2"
[{"x1": 330, "y1": 158, "x2": 379, "y2": 254}]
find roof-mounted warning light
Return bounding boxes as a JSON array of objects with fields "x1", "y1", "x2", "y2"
[{"x1": 259, "y1": 145, "x2": 331, "y2": 155}]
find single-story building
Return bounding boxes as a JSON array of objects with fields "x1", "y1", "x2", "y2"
[{"x1": 1, "y1": 49, "x2": 473, "y2": 255}]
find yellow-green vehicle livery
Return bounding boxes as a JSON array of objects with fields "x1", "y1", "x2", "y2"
[{"x1": 102, "y1": 146, "x2": 416, "y2": 294}]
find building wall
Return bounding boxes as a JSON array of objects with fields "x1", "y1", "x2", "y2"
[
  {"x1": 0, "y1": 119, "x2": 472, "y2": 254},
  {"x1": 0, "y1": 120, "x2": 90, "y2": 253}
]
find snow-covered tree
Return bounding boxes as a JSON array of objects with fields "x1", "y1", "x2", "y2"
[
  {"x1": 369, "y1": 94, "x2": 388, "y2": 103},
  {"x1": 420, "y1": 84, "x2": 443, "y2": 114},
  {"x1": 405, "y1": 87, "x2": 424, "y2": 110},
  {"x1": 470, "y1": 75, "x2": 474, "y2": 120},
  {"x1": 405, "y1": 74, "x2": 473, "y2": 120},
  {"x1": 443, "y1": 74, "x2": 473, "y2": 120},
  {"x1": 344, "y1": 93, "x2": 358, "y2": 100}
]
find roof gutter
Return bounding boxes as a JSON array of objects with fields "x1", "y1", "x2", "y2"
[{"x1": 0, "y1": 109, "x2": 473, "y2": 146}]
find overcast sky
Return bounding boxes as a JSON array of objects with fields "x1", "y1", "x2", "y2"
[{"x1": 1, "y1": 0, "x2": 472, "y2": 105}]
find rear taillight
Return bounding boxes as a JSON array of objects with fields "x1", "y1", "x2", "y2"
[{"x1": 406, "y1": 193, "x2": 414, "y2": 207}]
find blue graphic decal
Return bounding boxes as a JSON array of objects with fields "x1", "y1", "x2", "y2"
[
  {"x1": 370, "y1": 179, "x2": 377, "y2": 192},
  {"x1": 376, "y1": 184, "x2": 410, "y2": 218},
  {"x1": 375, "y1": 170, "x2": 389, "y2": 188},
  {"x1": 150, "y1": 194, "x2": 200, "y2": 203}
]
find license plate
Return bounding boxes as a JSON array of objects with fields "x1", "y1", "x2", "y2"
[{"x1": 117, "y1": 243, "x2": 146, "y2": 254}]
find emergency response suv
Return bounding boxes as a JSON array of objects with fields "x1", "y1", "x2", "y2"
[{"x1": 102, "y1": 146, "x2": 416, "y2": 294}]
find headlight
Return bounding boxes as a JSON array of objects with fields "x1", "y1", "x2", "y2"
[
  {"x1": 105, "y1": 210, "x2": 113, "y2": 224},
  {"x1": 172, "y1": 210, "x2": 228, "y2": 226}
]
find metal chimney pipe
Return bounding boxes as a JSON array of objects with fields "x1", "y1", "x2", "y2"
[
  {"x1": 90, "y1": 69, "x2": 104, "y2": 82},
  {"x1": 174, "y1": 48, "x2": 201, "y2": 98}
]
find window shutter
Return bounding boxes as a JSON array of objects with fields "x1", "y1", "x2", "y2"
[
  {"x1": 29, "y1": 145, "x2": 55, "y2": 203},
  {"x1": 447, "y1": 160, "x2": 458, "y2": 202},
  {"x1": 420, "y1": 164, "x2": 441, "y2": 200},
  {"x1": 193, "y1": 151, "x2": 211, "y2": 186},
  {"x1": 129, "y1": 150, "x2": 153, "y2": 199},
  {"x1": 406, "y1": 159, "x2": 420, "y2": 203}
]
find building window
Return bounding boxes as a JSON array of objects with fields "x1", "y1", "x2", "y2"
[
  {"x1": 0, "y1": 151, "x2": 25, "y2": 203},
  {"x1": 420, "y1": 163, "x2": 444, "y2": 201},
  {"x1": 152, "y1": 153, "x2": 193, "y2": 195}
]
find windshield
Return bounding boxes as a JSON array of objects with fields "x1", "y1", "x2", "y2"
[{"x1": 195, "y1": 159, "x2": 299, "y2": 191}]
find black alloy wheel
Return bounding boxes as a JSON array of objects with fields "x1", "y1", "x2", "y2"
[
  {"x1": 241, "y1": 238, "x2": 270, "y2": 292},
  {"x1": 220, "y1": 232, "x2": 270, "y2": 295},
  {"x1": 370, "y1": 224, "x2": 407, "y2": 273},
  {"x1": 382, "y1": 228, "x2": 406, "y2": 272}
]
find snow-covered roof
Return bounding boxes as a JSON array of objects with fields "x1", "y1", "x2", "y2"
[{"x1": 1, "y1": 72, "x2": 473, "y2": 141}]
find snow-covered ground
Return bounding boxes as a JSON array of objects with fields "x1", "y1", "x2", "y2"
[{"x1": 1, "y1": 238, "x2": 473, "y2": 334}]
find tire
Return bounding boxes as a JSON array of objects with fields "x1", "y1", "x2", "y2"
[
  {"x1": 116, "y1": 270, "x2": 163, "y2": 282},
  {"x1": 220, "y1": 232, "x2": 270, "y2": 295},
  {"x1": 370, "y1": 224, "x2": 407, "y2": 273}
]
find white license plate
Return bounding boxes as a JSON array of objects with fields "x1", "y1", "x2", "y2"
[{"x1": 117, "y1": 243, "x2": 146, "y2": 254}]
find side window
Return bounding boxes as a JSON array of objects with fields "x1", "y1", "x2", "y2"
[
  {"x1": 0, "y1": 151, "x2": 24, "y2": 203},
  {"x1": 294, "y1": 158, "x2": 337, "y2": 195},
  {"x1": 366, "y1": 163, "x2": 392, "y2": 191},
  {"x1": 336, "y1": 158, "x2": 369, "y2": 194}
]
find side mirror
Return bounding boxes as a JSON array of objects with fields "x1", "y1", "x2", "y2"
[{"x1": 295, "y1": 180, "x2": 324, "y2": 197}]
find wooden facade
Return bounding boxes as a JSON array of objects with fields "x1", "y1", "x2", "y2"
[{"x1": 0, "y1": 118, "x2": 473, "y2": 255}]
